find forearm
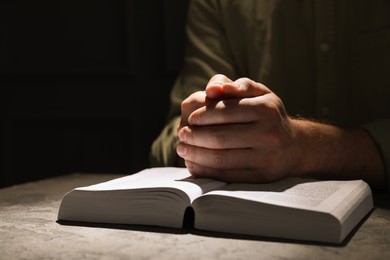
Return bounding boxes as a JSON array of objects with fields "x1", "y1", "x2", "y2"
[{"x1": 291, "y1": 118, "x2": 386, "y2": 190}]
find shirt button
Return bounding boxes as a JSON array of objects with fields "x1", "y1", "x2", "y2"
[{"x1": 320, "y1": 43, "x2": 330, "y2": 52}]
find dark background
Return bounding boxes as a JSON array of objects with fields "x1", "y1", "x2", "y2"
[{"x1": 0, "y1": 0, "x2": 189, "y2": 187}]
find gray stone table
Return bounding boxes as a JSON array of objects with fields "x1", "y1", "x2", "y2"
[{"x1": 1, "y1": 173, "x2": 390, "y2": 260}]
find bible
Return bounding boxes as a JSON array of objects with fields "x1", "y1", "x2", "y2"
[{"x1": 57, "y1": 167, "x2": 373, "y2": 244}]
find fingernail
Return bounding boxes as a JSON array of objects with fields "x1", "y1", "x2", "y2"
[{"x1": 176, "y1": 143, "x2": 187, "y2": 156}]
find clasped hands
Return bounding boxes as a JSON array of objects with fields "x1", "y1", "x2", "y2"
[{"x1": 176, "y1": 74, "x2": 304, "y2": 183}]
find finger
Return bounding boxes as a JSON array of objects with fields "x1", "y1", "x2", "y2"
[
  {"x1": 205, "y1": 74, "x2": 233, "y2": 99},
  {"x1": 179, "y1": 91, "x2": 207, "y2": 130},
  {"x1": 189, "y1": 98, "x2": 253, "y2": 125},
  {"x1": 185, "y1": 160, "x2": 274, "y2": 183},
  {"x1": 178, "y1": 123, "x2": 264, "y2": 149},
  {"x1": 176, "y1": 142, "x2": 257, "y2": 169},
  {"x1": 222, "y1": 78, "x2": 271, "y2": 98},
  {"x1": 188, "y1": 94, "x2": 273, "y2": 126}
]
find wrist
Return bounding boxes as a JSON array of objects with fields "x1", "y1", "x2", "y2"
[
  {"x1": 289, "y1": 118, "x2": 323, "y2": 176},
  {"x1": 290, "y1": 118, "x2": 386, "y2": 189}
]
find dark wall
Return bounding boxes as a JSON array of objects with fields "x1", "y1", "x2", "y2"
[{"x1": 0, "y1": 0, "x2": 189, "y2": 187}]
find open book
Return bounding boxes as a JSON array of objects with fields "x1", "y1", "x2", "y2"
[{"x1": 57, "y1": 167, "x2": 373, "y2": 244}]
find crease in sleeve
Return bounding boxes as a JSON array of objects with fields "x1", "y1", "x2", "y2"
[{"x1": 149, "y1": 117, "x2": 181, "y2": 167}]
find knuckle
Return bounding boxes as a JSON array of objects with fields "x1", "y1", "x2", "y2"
[
  {"x1": 181, "y1": 98, "x2": 190, "y2": 111},
  {"x1": 182, "y1": 93, "x2": 197, "y2": 105}
]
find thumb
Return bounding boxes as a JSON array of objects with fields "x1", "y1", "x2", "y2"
[
  {"x1": 222, "y1": 78, "x2": 271, "y2": 98},
  {"x1": 205, "y1": 74, "x2": 233, "y2": 99}
]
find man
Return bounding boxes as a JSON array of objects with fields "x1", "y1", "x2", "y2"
[{"x1": 150, "y1": 0, "x2": 390, "y2": 190}]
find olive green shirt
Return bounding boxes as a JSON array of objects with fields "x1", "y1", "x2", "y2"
[{"x1": 150, "y1": 0, "x2": 390, "y2": 189}]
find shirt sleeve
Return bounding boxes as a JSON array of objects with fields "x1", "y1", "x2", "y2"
[
  {"x1": 149, "y1": 0, "x2": 239, "y2": 166},
  {"x1": 362, "y1": 119, "x2": 390, "y2": 191},
  {"x1": 149, "y1": 116, "x2": 181, "y2": 167}
]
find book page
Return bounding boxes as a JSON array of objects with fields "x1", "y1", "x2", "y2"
[
  {"x1": 59, "y1": 167, "x2": 226, "y2": 228},
  {"x1": 76, "y1": 167, "x2": 226, "y2": 202},
  {"x1": 193, "y1": 177, "x2": 372, "y2": 243},
  {"x1": 202, "y1": 177, "x2": 365, "y2": 211}
]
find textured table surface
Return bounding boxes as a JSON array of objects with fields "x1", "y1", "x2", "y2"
[{"x1": 1, "y1": 173, "x2": 390, "y2": 260}]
